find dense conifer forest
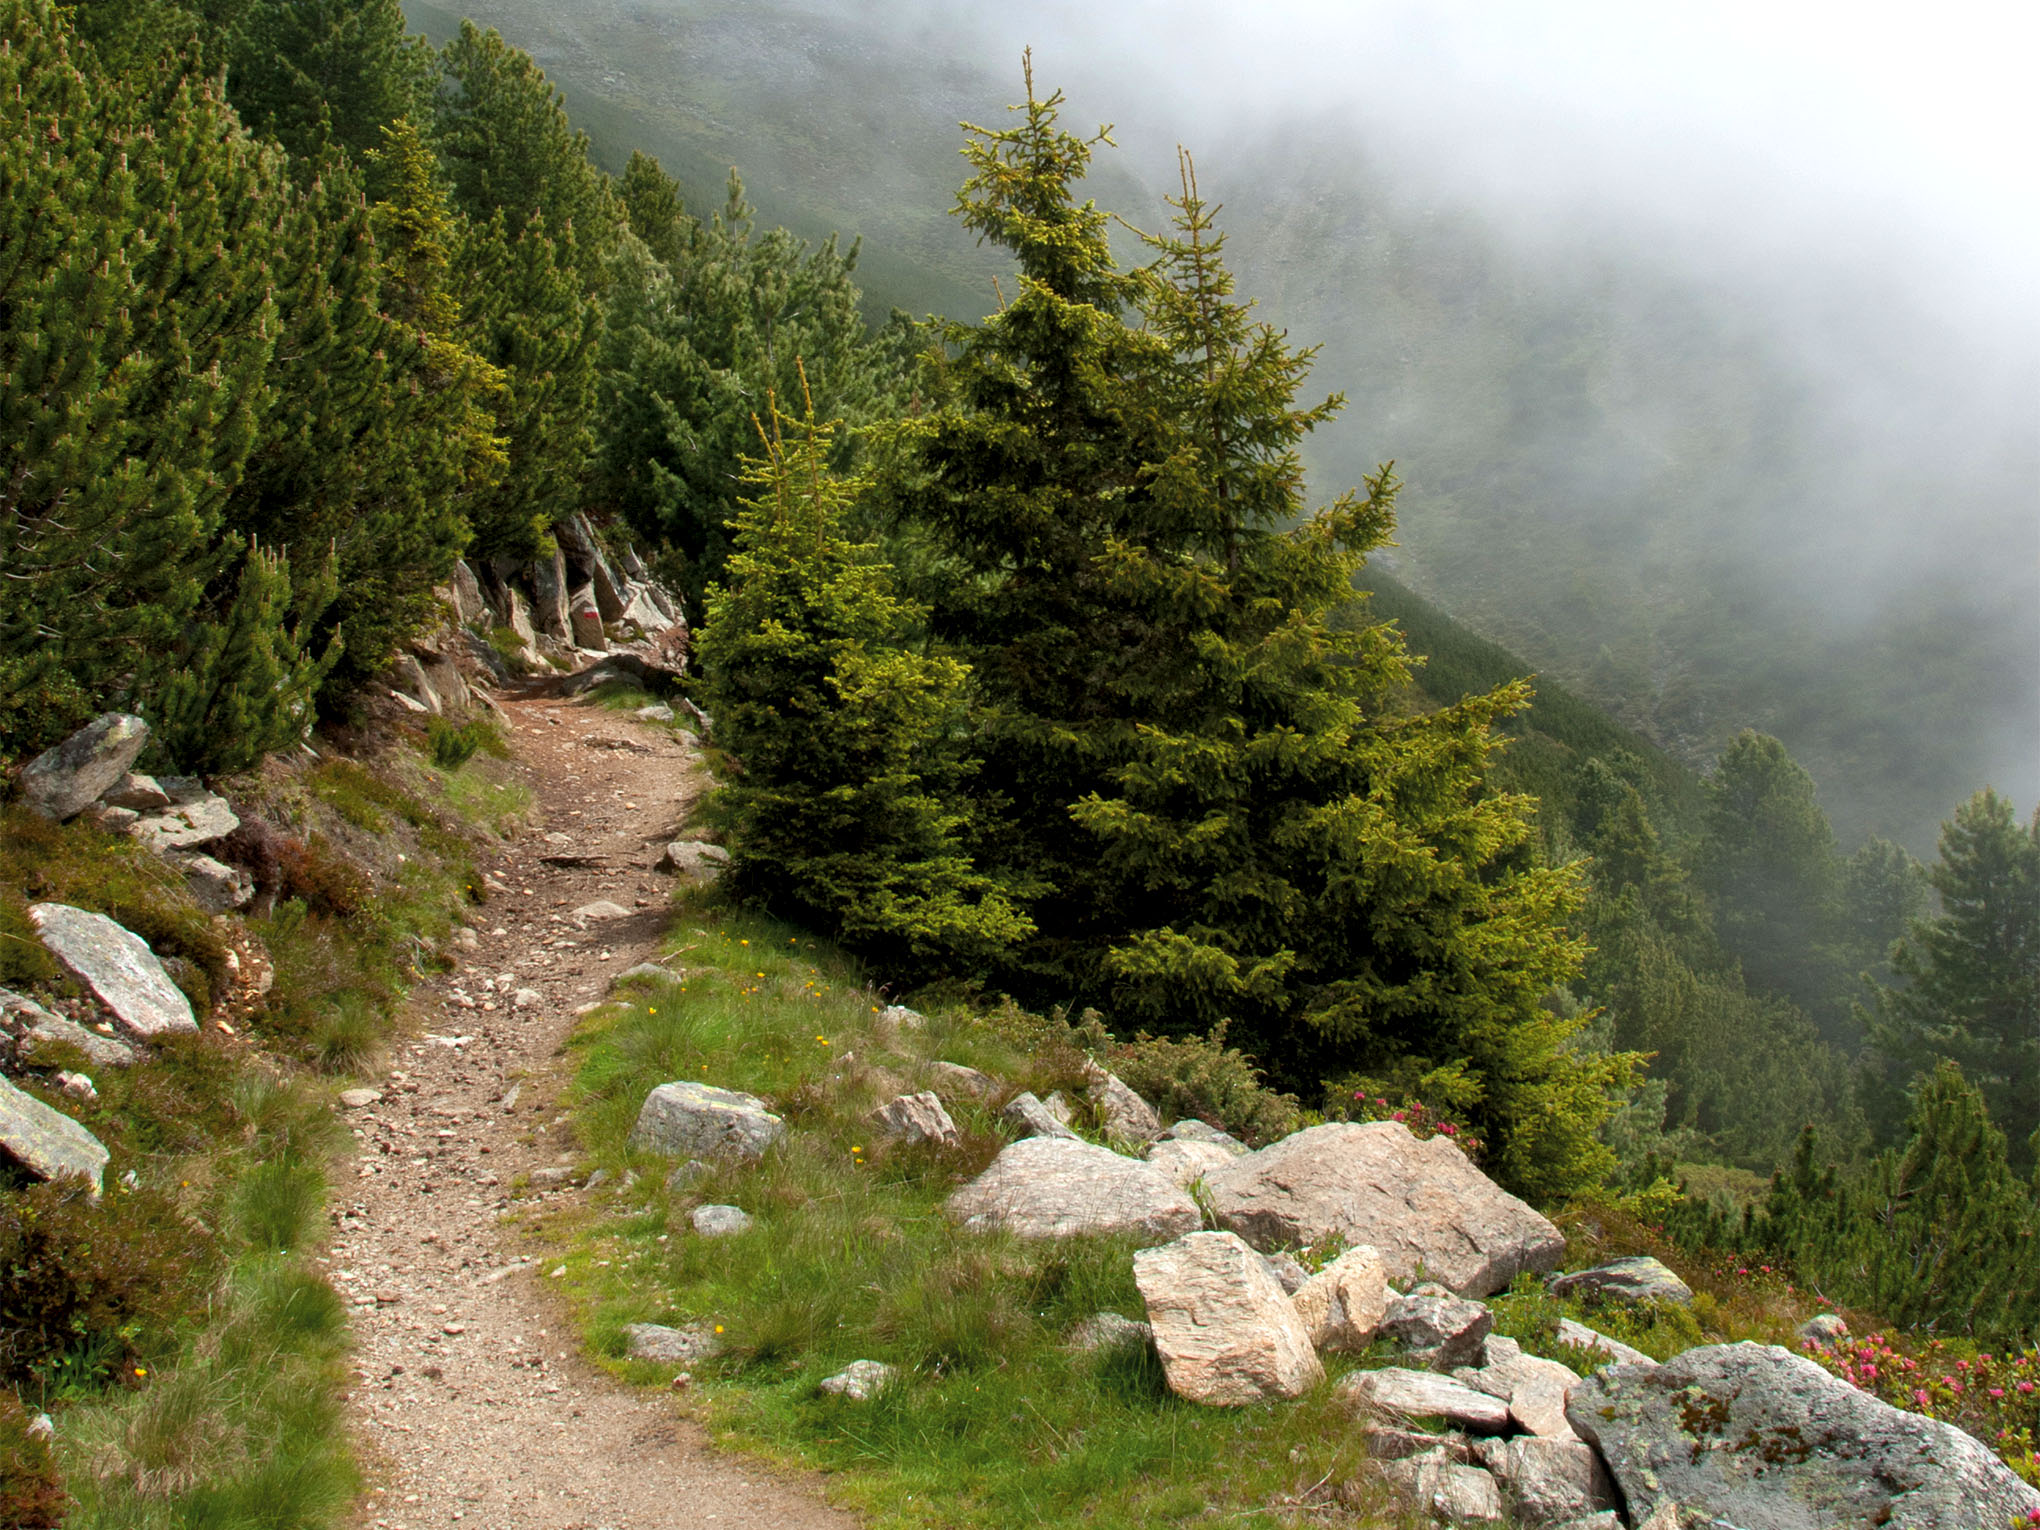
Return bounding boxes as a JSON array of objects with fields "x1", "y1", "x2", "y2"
[{"x1": 4, "y1": 0, "x2": 2037, "y2": 1468}]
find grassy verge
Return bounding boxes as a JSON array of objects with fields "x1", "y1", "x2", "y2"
[
  {"x1": 544, "y1": 894, "x2": 1435, "y2": 1529},
  {"x1": 1, "y1": 724, "x2": 527, "y2": 1529}
]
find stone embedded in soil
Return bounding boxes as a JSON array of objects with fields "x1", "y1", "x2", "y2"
[
  {"x1": 690, "y1": 1204, "x2": 752, "y2": 1237},
  {"x1": 127, "y1": 792, "x2": 238, "y2": 853},
  {"x1": 3, "y1": 989, "x2": 138, "y2": 1069},
  {"x1": 628, "y1": 1081, "x2": 786, "y2": 1162},
  {"x1": 999, "y1": 1090, "x2": 1079, "y2": 1142},
  {"x1": 570, "y1": 900, "x2": 634, "y2": 924},
  {"x1": 29, "y1": 903, "x2": 198, "y2": 1037},
  {"x1": 946, "y1": 1135, "x2": 1198, "y2": 1242},
  {"x1": 624, "y1": 1322, "x2": 724, "y2": 1363},
  {"x1": 818, "y1": 1360, "x2": 895, "y2": 1402},
  {"x1": 17, "y1": 713, "x2": 150, "y2": 821},
  {"x1": 1202, "y1": 1120, "x2": 1564, "y2": 1297},
  {"x1": 1548, "y1": 1254, "x2": 1693, "y2": 1307},
  {"x1": 173, "y1": 850, "x2": 254, "y2": 912},
  {"x1": 924, "y1": 1060, "x2": 999, "y2": 1102},
  {"x1": 0, "y1": 1074, "x2": 110, "y2": 1194},
  {"x1": 1555, "y1": 1318, "x2": 1653, "y2": 1368},
  {"x1": 655, "y1": 841, "x2": 729, "y2": 879},
  {"x1": 1066, "y1": 1312, "x2": 1154, "y2": 1353},
  {"x1": 339, "y1": 1088, "x2": 384, "y2": 1109}
]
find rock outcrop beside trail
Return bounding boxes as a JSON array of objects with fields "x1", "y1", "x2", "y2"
[
  {"x1": 1200, "y1": 1121, "x2": 1565, "y2": 1296},
  {"x1": 945, "y1": 1136, "x2": 1198, "y2": 1241}
]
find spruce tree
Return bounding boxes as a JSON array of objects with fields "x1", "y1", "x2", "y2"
[
  {"x1": 1865, "y1": 788, "x2": 2040, "y2": 1160},
  {"x1": 697, "y1": 381, "x2": 1030, "y2": 970},
  {"x1": 222, "y1": 0, "x2": 434, "y2": 161}
]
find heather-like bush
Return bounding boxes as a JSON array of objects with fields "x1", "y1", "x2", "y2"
[
  {"x1": 1105, "y1": 1025, "x2": 1302, "y2": 1147},
  {"x1": 0, "y1": 1391, "x2": 66, "y2": 1529}
]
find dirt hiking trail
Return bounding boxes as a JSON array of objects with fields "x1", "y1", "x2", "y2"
[{"x1": 332, "y1": 686, "x2": 855, "y2": 1530}]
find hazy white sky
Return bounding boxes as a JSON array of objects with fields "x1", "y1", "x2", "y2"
[{"x1": 929, "y1": 0, "x2": 2040, "y2": 342}]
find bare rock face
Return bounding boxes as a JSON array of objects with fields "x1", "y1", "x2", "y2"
[
  {"x1": 1380, "y1": 1289, "x2": 1494, "y2": 1370},
  {"x1": 29, "y1": 903, "x2": 197, "y2": 1037},
  {"x1": 1289, "y1": 1244, "x2": 1390, "y2": 1353},
  {"x1": 1201, "y1": 1121, "x2": 1564, "y2": 1297},
  {"x1": 531, "y1": 549, "x2": 572, "y2": 640},
  {"x1": 869, "y1": 1091, "x2": 960, "y2": 1148},
  {"x1": 17, "y1": 714, "x2": 150, "y2": 821},
  {"x1": 0, "y1": 1074, "x2": 109, "y2": 1194},
  {"x1": 1567, "y1": 1343, "x2": 2040, "y2": 1529},
  {"x1": 569, "y1": 585, "x2": 607, "y2": 651},
  {"x1": 946, "y1": 1136, "x2": 1198, "y2": 1242},
  {"x1": 999, "y1": 1090, "x2": 1079, "y2": 1142},
  {"x1": 1143, "y1": 1137, "x2": 1236, "y2": 1189},
  {"x1": 1133, "y1": 1230, "x2": 1324, "y2": 1405},
  {"x1": 1339, "y1": 1367, "x2": 1514, "y2": 1434},
  {"x1": 1083, "y1": 1060, "x2": 1161, "y2": 1144},
  {"x1": 627, "y1": 1081, "x2": 785, "y2": 1162}
]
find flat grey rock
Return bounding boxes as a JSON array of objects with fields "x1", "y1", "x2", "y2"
[
  {"x1": 1201, "y1": 1121, "x2": 1564, "y2": 1297},
  {"x1": 0, "y1": 1074, "x2": 108, "y2": 1194},
  {"x1": 628, "y1": 1081, "x2": 784, "y2": 1162},
  {"x1": 624, "y1": 1322, "x2": 723, "y2": 1363},
  {"x1": 1555, "y1": 1317, "x2": 1653, "y2": 1368},
  {"x1": 18, "y1": 714, "x2": 149, "y2": 820},
  {"x1": 570, "y1": 899, "x2": 633, "y2": 923},
  {"x1": 101, "y1": 772, "x2": 171, "y2": 811},
  {"x1": 690, "y1": 1204, "x2": 753, "y2": 1237},
  {"x1": 3, "y1": 990, "x2": 137, "y2": 1068},
  {"x1": 946, "y1": 1136, "x2": 1199, "y2": 1241},
  {"x1": 1567, "y1": 1342, "x2": 2040, "y2": 1528},
  {"x1": 1549, "y1": 1254, "x2": 1693, "y2": 1307},
  {"x1": 338, "y1": 1088, "x2": 383, "y2": 1109},
  {"x1": 1339, "y1": 1367, "x2": 1513, "y2": 1434},
  {"x1": 818, "y1": 1359, "x2": 895, "y2": 1402},
  {"x1": 29, "y1": 903, "x2": 197, "y2": 1037},
  {"x1": 127, "y1": 792, "x2": 238, "y2": 852},
  {"x1": 1000, "y1": 1090, "x2": 1079, "y2": 1141}
]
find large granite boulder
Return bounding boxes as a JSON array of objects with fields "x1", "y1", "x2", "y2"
[
  {"x1": 16, "y1": 714, "x2": 150, "y2": 821},
  {"x1": 1200, "y1": 1121, "x2": 1564, "y2": 1297},
  {"x1": 946, "y1": 1136, "x2": 1198, "y2": 1241},
  {"x1": 1548, "y1": 1255, "x2": 1692, "y2": 1307},
  {"x1": 28, "y1": 904, "x2": 198, "y2": 1037},
  {"x1": 1567, "y1": 1343, "x2": 2040, "y2": 1528},
  {"x1": 0, "y1": 1075, "x2": 109, "y2": 1194},
  {"x1": 627, "y1": 1081, "x2": 784, "y2": 1162},
  {"x1": 1132, "y1": 1231, "x2": 1323, "y2": 1404},
  {"x1": 1289, "y1": 1243, "x2": 1390, "y2": 1353}
]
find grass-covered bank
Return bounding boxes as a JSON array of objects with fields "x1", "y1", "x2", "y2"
[
  {"x1": 542, "y1": 885, "x2": 2040, "y2": 1524},
  {"x1": 1, "y1": 726, "x2": 530, "y2": 1528}
]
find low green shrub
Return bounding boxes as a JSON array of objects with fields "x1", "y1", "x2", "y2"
[
  {"x1": 1104, "y1": 1024, "x2": 1302, "y2": 1146},
  {"x1": 425, "y1": 717, "x2": 498, "y2": 770},
  {"x1": 0, "y1": 1390, "x2": 67, "y2": 1529}
]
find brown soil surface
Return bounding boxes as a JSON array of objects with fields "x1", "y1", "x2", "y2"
[{"x1": 332, "y1": 685, "x2": 854, "y2": 1530}]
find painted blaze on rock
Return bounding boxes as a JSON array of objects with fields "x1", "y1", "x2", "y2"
[{"x1": 1201, "y1": 1121, "x2": 1564, "y2": 1297}]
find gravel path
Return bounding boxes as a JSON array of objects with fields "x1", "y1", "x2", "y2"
[{"x1": 331, "y1": 687, "x2": 854, "y2": 1530}]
